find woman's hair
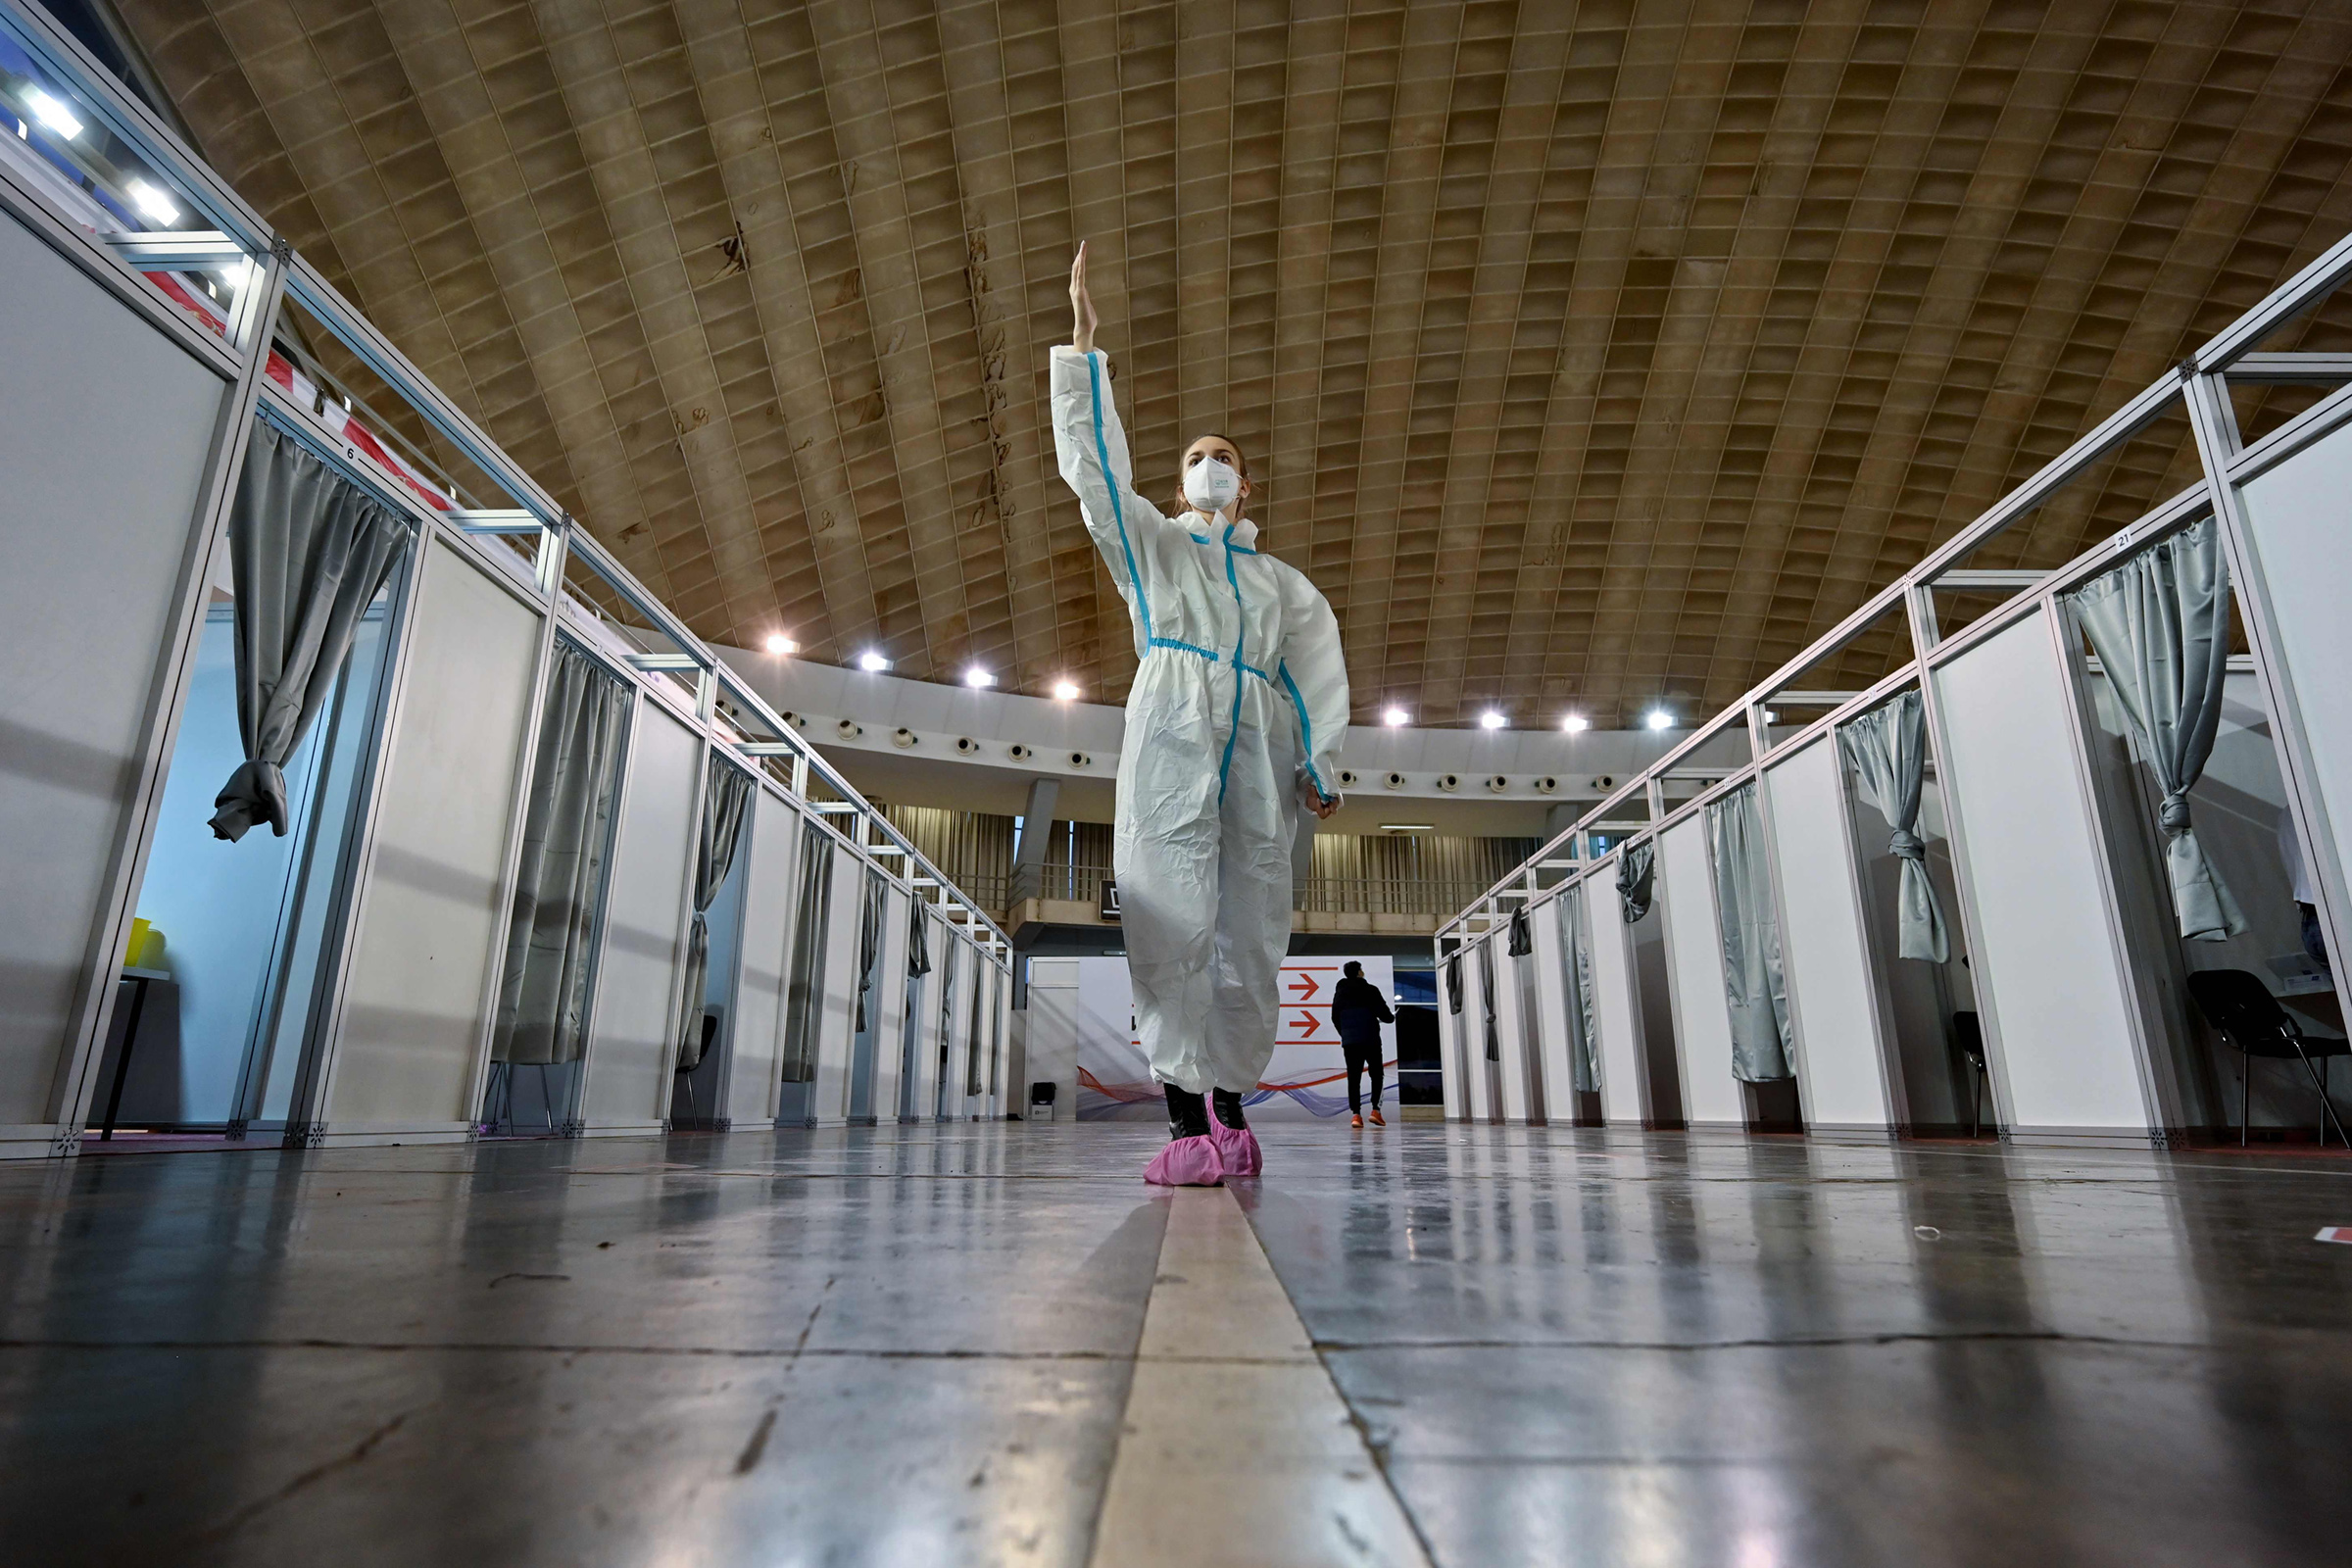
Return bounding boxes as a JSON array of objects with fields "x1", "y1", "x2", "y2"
[{"x1": 1173, "y1": 432, "x2": 1251, "y2": 517}]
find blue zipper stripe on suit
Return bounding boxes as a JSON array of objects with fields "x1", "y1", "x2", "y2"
[
  {"x1": 1087, "y1": 352, "x2": 1151, "y2": 633},
  {"x1": 1280, "y1": 661, "x2": 1329, "y2": 800},
  {"x1": 1218, "y1": 523, "x2": 1247, "y2": 803}
]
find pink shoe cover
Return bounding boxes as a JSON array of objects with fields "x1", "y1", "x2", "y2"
[
  {"x1": 1208, "y1": 1119, "x2": 1262, "y2": 1177},
  {"x1": 1144, "y1": 1134, "x2": 1225, "y2": 1187}
]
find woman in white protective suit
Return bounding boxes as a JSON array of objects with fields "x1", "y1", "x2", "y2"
[{"x1": 1053, "y1": 243, "x2": 1348, "y2": 1186}]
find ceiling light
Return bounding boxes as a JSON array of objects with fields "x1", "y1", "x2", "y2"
[
  {"x1": 24, "y1": 87, "x2": 81, "y2": 139},
  {"x1": 1382, "y1": 706, "x2": 1409, "y2": 727},
  {"x1": 1380, "y1": 823, "x2": 1435, "y2": 833},
  {"x1": 1052, "y1": 680, "x2": 1080, "y2": 702},
  {"x1": 1645, "y1": 709, "x2": 1673, "y2": 731},
  {"x1": 962, "y1": 665, "x2": 996, "y2": 688},
  {"x1": 764, "y1": 633, "x2": 797, "y2": 655},
  {"x1": 125, "y1": 178, "x2": 180, "y2": 226},
  {"x1": 857, "y1": 650, "x2": 891, "y2": 672},
  {"x1": 1561, "y1": 712, "x2": 1590, "y2": 734},
  {"x1": 1478, "y1": 710, "x2": 1506, "y2": 730}
]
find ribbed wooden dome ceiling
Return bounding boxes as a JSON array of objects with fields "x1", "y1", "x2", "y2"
[{"x1": 118, "y1": 0, "x2": 2352, "y2": 727}]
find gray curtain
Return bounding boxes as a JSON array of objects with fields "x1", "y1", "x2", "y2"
[
  {"x1": 2070, "y1": 517, "x2": 2246, "y2": 942},
  {"x1": 1446, "y1": 950, "x2": 1462, "y2": 1014},
  {"x1": 1617, "y1": 839, "x2": 1656, "y2": 923},
  {"x1": 1838, "y1": 690, "x2": 1950, "y2": 962},
  {"x1": 491, "y1": 640, "x2": 631, "y2": 1065},
  {"x1": 1507, "y1": 906, "x2": 1533, "y2": 956},
  {"x1": 1706, "y1": 784, "x2": 1794, "y2": 1082},
  {"x1": 1478, "y1": 934, "x2": 1499, "y2": 1061},
  {"x1": 674, "y1": 761, "x2": 755, "y2": 1070},
  {"x1": 212, "y1": 420, "x2": 410, "y2": 841},
  {"x1": 778, "y1": 818, "x2": 835, "y2": 1085},
  {"x1": 906, "y1": 899, "x2": 932, "y2": 977},
  {"x1": 1559, "y1": 889, "x2": 1599, "y2": 1094},
  {"x1": 853, "y1": 869, "x2": 888, "y2": 1033}
]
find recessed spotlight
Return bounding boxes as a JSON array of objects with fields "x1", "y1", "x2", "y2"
[
  {"x1": 1052, "y1": 680, "x2": 1080, "y2": 702},
  {"x1": 24, "y1": 88, "x2": 81, "y2": 139},
  {"x1": 857, "y1": 650, "x2": 891, "y2": 672},
  {"x1": 1478, "y1": 710, "x2": 1506, "y2": 730},
  {"x1": 1645, "y1": 709, "x2": 1673, "y2": 731},
  {"x1": 764, "y1": 633, "x2": 797, "y2": 655},
  {"x1": 963, "y1": 665, "x2": 996, "y2": 688},
  {"x1": 1561, "y1": 712, "x2": 1590, "y2": 734},
  {"x1": 1382, "y1": 706, "x2": 1409, "y2": 727},
  {"x1": 125, "y1": 178, "x2": 179, "y2": 225}
]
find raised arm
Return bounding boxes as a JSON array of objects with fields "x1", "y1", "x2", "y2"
[
  {"x1": 1273, "y1": 561, "x2": 1349, "y2": 809},
  {"x1": 1050, "y1": 244, "x2": 1177, "y2": 625}
]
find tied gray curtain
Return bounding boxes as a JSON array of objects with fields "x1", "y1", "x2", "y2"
[
  {"x1": 907, "y1": 899, "x2": 932, "y2": 977},
  {"x1": 674, "y1": 762, "x2": 755, "y2": 1071},
  {"x1": 779, "y1": 818, "x2": 835, "y2": 1085},
  {"x1": 1838, "y1": 690, "x2": 1950, "y2": 961},
  {"x1": 1559, "y1": 890, "x2": 1599, "y2": 1094},
  {"x1": 1617, "y1": 840, "x2": 1656, "y2": 922},
  {"x1": 1706, "y1": 784, "x2": 1794, "y2": 1082},
  {"x1": 211, "y1": 421, "x2": 410, "y2": 841},
  {"x1": 1478, "y1": 935, "x2": 1499, "y2": 1061},
  {"x1": 1507, "y1": 906, "x2": 1533, "y2": 956},
  {"x1": 491, "y1": 641, "x2": 630, "y2": 1065},
  {"x1": 1446, "y1": 951, "x2": 1463, "y2": 1014},
  {"x1": 853, "y1": 870, "x2": 889, "y2": 1033},
  {"x1": 2070, "y1": 517, "x2": 2246, "y2": 942}
]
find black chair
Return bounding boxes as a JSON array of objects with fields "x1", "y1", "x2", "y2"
[
  {"x1": 2186, "y1": 969, "x2": 2351, "y2": 1148},
  {"x1": 1950, "y1": 1010, "x2": 1989, "y2": 1138},
  {"x1": 1028, "y1": 1081, "x2": 1057, "y2": 1122}
]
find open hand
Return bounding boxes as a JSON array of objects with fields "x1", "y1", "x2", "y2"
[{"x1": 1070, "y1": 241, "x2": 1099, "y2": 355}]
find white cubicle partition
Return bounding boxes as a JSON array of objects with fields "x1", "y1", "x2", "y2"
[
  {"x1": 1585, "y1": 871, "x2": 1648, "y2": 1126},
  {"x1": 1660, "y1": 815, "x2": 1743, "y2": 1128},
  {"x1": 1463, "y1": 936, "x2": 1496, "y2": 1123},
  {"x1": 1494, "y1": 936, "x2": 1534, "y2": 1123},
  {"x1": 1764, "y1": 735, "x2": 1896, "y2": 1136},
  {"x1": 868, "y1": 882, "x2": 912, "y2": 1123},
  {"x1": 809, "y1": 843, "x2": 866, "y2": 1124},
  {"x1": 0, "y1": 206, "x2": 232, "y2": 1157},
  {"x1": 1531, "y1": 896, "x2": 1577, "y2": 1124},
  {"x1": 2233, "y1": 417, "x2": 2352, "y2": 983},
  {"x1": 577, "y1": 700, "x2": 699, "y2": 1136},
  {"x1": 1932, "y1": 612, "x2": 2155, "y2": 1143},
  {"x1": 721, "y1": 786, "x2": 801, "y2": 1127},
  {"x1": 1437, "y1": 952, "x2": 1465, "y2": 1121},
  {"x1": 309, "y1": 536, "x2": 540, "y2": 1147}
]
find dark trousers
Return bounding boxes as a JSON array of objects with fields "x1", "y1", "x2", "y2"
[{"x1": 1342, "y1": 1039, "x2": 1383, "y2": 1114}]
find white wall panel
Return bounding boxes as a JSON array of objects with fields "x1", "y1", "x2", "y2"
[
  {"x1": 0, "y1": 210, "x2": 228, "y2": 1145},
  {"x1": 579, "y1": 703, "x2": 699, "y2": 1131},
  {"x1": 722, "y1": 789, "x2": 799, "y2": 1125},
  {"x1": 1661, "y1": 816, "x2": 1742, "y2": 1126},
  {"x1": 1934, "y1": 614, "x2": 2150, "y2": 1137},
  {"x1": 1587, "y1": 881, "x2": 1646, "y2": 1126},
  {"x1": 1462, "y1": 941, "x2": 1494, "y2": 1122},
  {"x1": 1025, "y1": 956, "x2": 1079, "y2": 1120},
  {"x1": 1764, "y1": 737, "x2": 1894, "y2": 1133},
  {"x1": 326, "y1": 539, "x2": 538, "y2": 1138}
]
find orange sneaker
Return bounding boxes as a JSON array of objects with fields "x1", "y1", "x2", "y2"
[
  {"x1": 1349, "y1": 1113, "x2": 1363, "y2": 1129},
  {"x1": 1368, "y1": 1108, "x2": 1386, "y2": 1127}
]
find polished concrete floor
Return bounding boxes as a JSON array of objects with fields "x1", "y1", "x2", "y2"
[{"x1": 5, "y1": 1123, "x2": 2352, "y2": 1565}]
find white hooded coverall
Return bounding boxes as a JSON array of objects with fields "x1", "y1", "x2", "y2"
[{"x1": 1051, "y1": 347, "x2": 1349, "y2": 1099}]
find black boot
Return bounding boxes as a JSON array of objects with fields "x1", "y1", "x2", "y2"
[
  {"x1": 1163, "y1": 1084, "x2": 1210, "y2": 1141},
  {"x1": 1211, "y1": 1088, "x2": 1249, "y2": 1132}
]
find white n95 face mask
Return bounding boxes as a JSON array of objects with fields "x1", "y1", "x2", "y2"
[{"x1": 1182, "y1": 456, "x2": 1243, "y2": 514}]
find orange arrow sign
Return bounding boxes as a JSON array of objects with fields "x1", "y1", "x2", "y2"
[
  {"x1": 1292, "y1": 1010, "x2": 1319, "y2": 1037},
  {"x1": 1287, "y1": 973, "x2": 1321, "y2": 1000}
]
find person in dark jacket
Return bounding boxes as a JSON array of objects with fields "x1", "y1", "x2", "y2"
[{"x1": 1331, "y1": 961, "x2": 1396, "y2": 1129}]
